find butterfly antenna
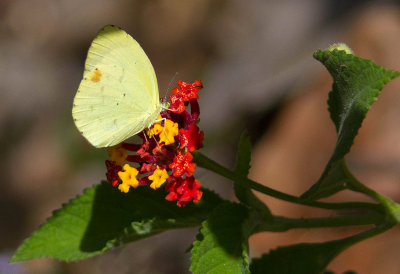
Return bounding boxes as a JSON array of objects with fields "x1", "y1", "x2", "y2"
[{"x1": 162, "y1": 72, "x2": 179, "y2": 107}]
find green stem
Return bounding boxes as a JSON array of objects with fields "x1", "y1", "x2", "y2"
[
  {"x1": 193, "y1": 151, "x2": 382, "y2": 212},
  {"x1": 332, "y1": 222, "x2": 395, "y2": 252},
  {"x1": 254, "y1": 212, "x2": 384, "y2": 233},
  {"x1": 342, "y1": 164, "x2": 400, "y2": 222}
]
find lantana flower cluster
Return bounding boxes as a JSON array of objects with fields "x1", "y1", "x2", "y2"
[{"x1": 105, "y1": 80, "x2": 204, "y2": 206}]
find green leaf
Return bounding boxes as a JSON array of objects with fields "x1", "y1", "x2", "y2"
[
  {"x1": 11, "y1": 181, "x2": 224, "y2": 262},
  {"x1": 250, "y1": 224, "x2": 391, "y2": 274},
  {"x1": 234, "y1": 131, "x2": 252, "y2": 180},
  {"x1": 301, "y1": 49, "x2": 400, "y2": 200},
  {"x1": 250, "y1": 241, "x2": 345, "y2": 274},
  {"x1": 302, "y1": 159, "x2": 349, "y2": 201},
  {"x1": 190, "y1": 202, "x2": 250, "y2": 274},
  {"x1": 233, "y1": 132, "x2": 271, "y2": 219}
]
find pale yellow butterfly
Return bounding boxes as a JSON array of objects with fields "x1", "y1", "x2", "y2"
[{"x1": 72, "y1": 25, "x2": 166, "y2": 148}]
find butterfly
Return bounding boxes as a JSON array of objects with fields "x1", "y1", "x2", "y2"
[{"x1": 72, "y1": 25, "x2": 166, "y2": 148}]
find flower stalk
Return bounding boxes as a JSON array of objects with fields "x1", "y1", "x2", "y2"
[{"x1": 192, "y1": 151, "x2": 383, "y2": 212}]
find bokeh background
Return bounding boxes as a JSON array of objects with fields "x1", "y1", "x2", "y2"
[{"x1": 2, "y1": 0, "x2": 400, "y2": 273}]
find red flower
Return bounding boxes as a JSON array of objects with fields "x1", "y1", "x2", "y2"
[
  {"x1": 169, "y1": 94, "x2": 186, "y2": 114},
  {"x1": 165, "y1": 177, "x2": 203, "y2": 207},
  {"x1": 105, "y1": 80, "x2": 204, "y2": 207},
  {"x1": 169, "y1": 151, "x2": 196, "y2": 177},
  {"x1": 169, "y1": 80, "x2": 203, "y2": 113},
  {"x1": 105, "y1": 160, "x2": 122, "y2": 187},
  {"x1": 179, "y1": 124, "x2": 204, "y2": 152},
  {"x1": 172, "y1": 80, "x2": 202, "y2": 101}
]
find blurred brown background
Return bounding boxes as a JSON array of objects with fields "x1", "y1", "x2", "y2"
[{"x1": 1, "y1": 0, "x2": 400, "y2": 273}]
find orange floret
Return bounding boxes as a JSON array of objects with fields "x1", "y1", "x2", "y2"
[
  {"x1": 107, "y1": 144, "x2": 128, "y2": 166},
  {"x1": 148, "y1": 166, "x2": 169, "y2": 190},
  {"x1": 147, "y1": 115, "x2": 179, "y2": 145},
  {"x1": 158, "y1": 119, "x2": 179, "y2": 145},
  {"x1": 117, "y1": 164, "x2": 139, "y2": 193}
]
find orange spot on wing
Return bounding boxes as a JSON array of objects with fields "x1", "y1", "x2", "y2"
[{"x1": 90, "y1": 69, "x2": 102, "y2": 82}]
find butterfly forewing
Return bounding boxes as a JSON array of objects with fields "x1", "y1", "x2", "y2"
[{"x1": 72, "y1": 25, "x2": 160, "y2": 148}]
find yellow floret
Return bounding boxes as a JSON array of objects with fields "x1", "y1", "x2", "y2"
[
  {"x1": 147, "y1": 116, "x2": 179, "y2": 145},
  {"x1": 146, "y1": 115, "x2": 163, "y2": 138},
  {"x1": 158, "y1": 119, "x2": 179, "y2": 145},
  {"x1": 148, "y1": 166, "x2": 169, "y2": 190},
  {"x1": 117, "y1": 164, "x2": 139, "y2": 193},
  {"x1": 107, "y1": 144, "x2": 128, "y2": 166},
  {"x1": 118, "y1": 183, "x2": 131, "y2": 193}
]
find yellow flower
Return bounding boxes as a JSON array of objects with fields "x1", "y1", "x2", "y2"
[
  {"x1": 158, "y1": 119, "x2": 179, "y2": 145},
  {"x1": 147, "y1": 115, "x2": 179, "y2": 145},
  {"x1": 118, "y1": 183, "x2": 131, "y2": 193},
  {"x1": 148, "y1": 166, "x2": 169, "y2": 190},
  {"x1": 146, "y1": 115, "x2": 163, "y2": 138},
  {"x1": 117, "y1": 164, "x2": 139, "y2": 193},
  {"x1": 107, "y1": 144, "x2": 128, "y2": 166},
  {"x1": 146, "y1": 125, "x2": 162, "y2": 138}
]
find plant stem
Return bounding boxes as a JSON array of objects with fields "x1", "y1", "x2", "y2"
[
  {"x1": 193, "y1": 151, "x2": 382, "y2": 212},
  {"x1": 254, "y1": 212, "x2": 384, "y2": 232},
  {"x1": 342, "y1": 164, "x2": 400, "y2": 222}
]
